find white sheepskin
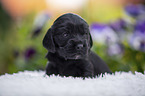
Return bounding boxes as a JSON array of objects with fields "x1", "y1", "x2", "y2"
[{"x1": 0, "y1": 71, "x2": 145, "y2": 96}]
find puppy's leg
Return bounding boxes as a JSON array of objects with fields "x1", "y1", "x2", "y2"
[
  {"x1": 46, "y1": 62, "x2": 58, "y2": 76},
  {"x1": 83, "y1": 62, "x2": 94, "y2": 78},
  {"x1": 83, "y1": 71, "x2": 93, "y2": 78}
]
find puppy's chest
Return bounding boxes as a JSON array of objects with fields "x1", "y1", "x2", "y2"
[{"x1": 57, "y1": 63, "x2": 84, "y2": 77}]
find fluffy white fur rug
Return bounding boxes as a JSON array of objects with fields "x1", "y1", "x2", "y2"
[{"x1": 0, "y1": 71, "x2": 145, "y2": 96}]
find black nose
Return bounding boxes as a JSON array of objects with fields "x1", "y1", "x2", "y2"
[{"x1": 76, "y1": 44, "x2": 84, "y2": 50}]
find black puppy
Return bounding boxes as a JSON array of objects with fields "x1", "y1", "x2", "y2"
[{"x1": 43, "y1": 13, "x2": 111, "y2": 78}]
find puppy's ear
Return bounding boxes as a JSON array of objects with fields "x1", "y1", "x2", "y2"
[
  {"x1": 43, "y1": 28, "x2": 56, "y2": 53},
  {"x1": 89, "y1": 33, "x2": 93, "y2": 48}
]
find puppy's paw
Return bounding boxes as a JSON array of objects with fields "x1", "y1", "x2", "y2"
[{"x1": 83, "y1": 71, "x2": 94, "y2": 78}]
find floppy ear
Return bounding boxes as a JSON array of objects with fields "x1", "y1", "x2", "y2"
[
  {"x1": 43, "y1": 28, "x2": 56, "y2": 53},
  {"x1": 89, "y1": 33, "x2": 93, "y2": 48}
]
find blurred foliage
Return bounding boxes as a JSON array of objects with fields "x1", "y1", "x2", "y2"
[
  {"x1": 0, "y1": 5, "x2": 48, "y2": 74},
  {"x1": 92, "y1": 43, "x2": 145, "y2": 73},
  {"x1": 0, "y1": 2, "x2": 145, "y2": 75}
]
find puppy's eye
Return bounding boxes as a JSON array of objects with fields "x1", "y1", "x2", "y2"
[
  {"x1": 84, "y1": 32, "x2": 88, "y2": 35},
  {"x1": 62, "y1": 33, "x2": 69, "y2": 37}
]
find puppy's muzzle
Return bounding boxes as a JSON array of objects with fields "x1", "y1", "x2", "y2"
[
  {"x1": 68, "y1": 39, "x2": 87, "y2": 50},
  {"x1": 76, "y1": 44, "x2": 84, "y2": 50}
]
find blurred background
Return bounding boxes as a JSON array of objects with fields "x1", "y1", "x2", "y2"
[{"x1": 0, "y1": 0, "x2": 145, "y2": 75}]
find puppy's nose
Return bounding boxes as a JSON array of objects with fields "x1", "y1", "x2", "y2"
[{"x1": 76, "y1": 44, "x2": 84, "y2": 50}]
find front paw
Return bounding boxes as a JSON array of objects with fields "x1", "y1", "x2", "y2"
[
  {"x1": 83, "y1": 72, "x2": 94, "y2": 78},
  {"x1": 46, "y1": 69, "x2": 58, "y2": 76}
]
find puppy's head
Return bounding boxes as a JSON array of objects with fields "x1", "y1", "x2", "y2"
[{"x1": 43, "y1": 13, "x2": 93, "y2": 60}]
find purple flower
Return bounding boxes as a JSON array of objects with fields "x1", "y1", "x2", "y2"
[
  {"x1": 109, "y1": 19, "x2": 129, "y2": 42},
  {"x1": 32, "y1": 12, "x2": 50, "y2": 37},
  {"x1": 32, "y1": 27, "x2": 42, "y2": 37},
  {"x1": 125, "y1": 4, "x2": 145, "y2": 17},
  {"x1": 24, "y1": 48, "x2": 36, "y2": 60},
  {"x1": 107, "y1": 43, "x2": 124, "y2": 56},
  {"x1": 91, "y1": 23, "x2": 107, "y2": 31},
  {"x1": 129, "y1": 19, "x2": 145, "y2": 52},
  {"x1": 135, "y1": 20, "x2": 145, "y2": 33},
  {"x1": 90, "y1": 23, "x2": 118, "y2": 44},
  {"x1": 109, "y1": 19, "x2": 127, "y2": 32},
  {"x1": 129, "y1": 32, "x2": 145, "y2": 52}
]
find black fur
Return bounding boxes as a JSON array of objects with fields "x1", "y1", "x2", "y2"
[{"x1": 43, "y1": 13, "x2": 112, "y2": 78}]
